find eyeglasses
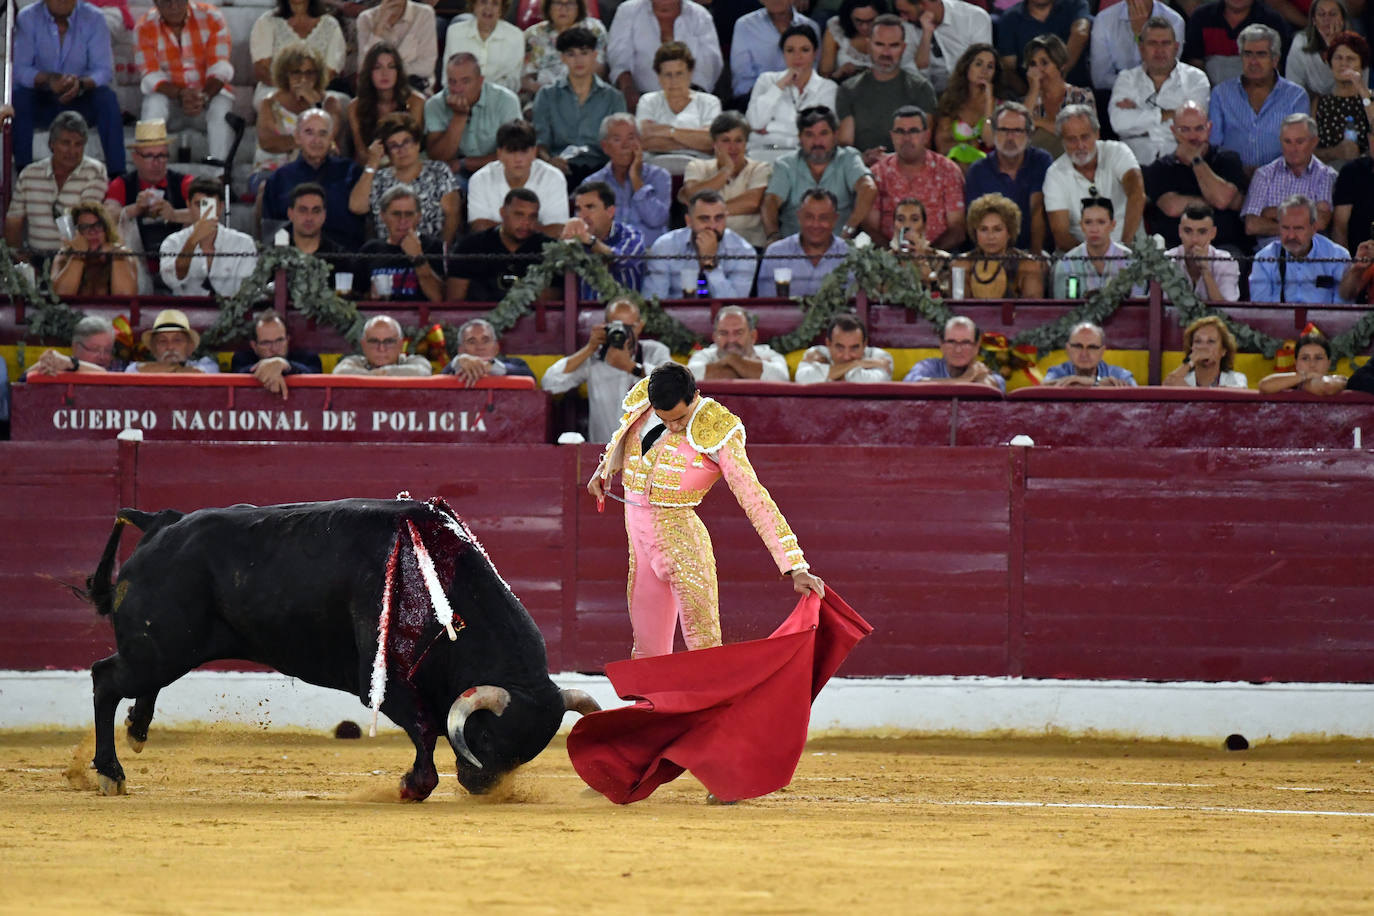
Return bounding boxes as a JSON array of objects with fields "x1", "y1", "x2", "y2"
[
  {"x1": 994, "y1": 125, "x2": 1030, "y2": 134},
  {"x1": 385, "y1": 137, "x2": 417, "y2": 153},
  {"x1": 255, "y1": 336, "x2": 288, "y2": 347},
  {"x1": 76, "y1": 221, "x2": 104, "y2": 233},
  {"x1": 136, "y1": 151, "x2": 169, "y2": 161},
  {"x1": 290, "y1": 69, "x2": 319, "y2": 79},
  {"x1": 75, "y1": 342, "x2": 114, "y2": 357},
  {"x1": 365, "y1": 336, "x2": 401, "y2": 347},
  {"x1": 1067, "y1": 343, "x2": 1104, "y2": 352}
]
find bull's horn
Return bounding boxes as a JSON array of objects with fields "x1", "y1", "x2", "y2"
[
  {"x1": 446, "y1": 686, "x2": 511, "y2": 769},
  {"x1": 561, "y1": 689, "x2": 601, "y2": 716}
]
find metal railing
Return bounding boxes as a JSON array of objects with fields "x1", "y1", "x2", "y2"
[{"x1": 2, "y1": 0, "x2": 15, "y2": 214}]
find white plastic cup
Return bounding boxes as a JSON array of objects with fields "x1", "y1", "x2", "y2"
[
  {"x1": 679, "y1": 266, "x2": 698, "y2": 297},
  {"x1": 950, "y1": 266, "x2": 966, "y2": 300},
  {"x1": 373, "y1": 273, "x2": 394, "y2": 299},
  {"x1": 273, "y1": 228, "x2": 290, "y2": 247},
  {"x1": 15, "y1": 262, "x2": 36, "y2": 288},
  {"x1": 773, "y1": 266, "x2": 792, "y2": 296},
  {"x1": 335, "y1": 271, "x2": 354, "y2": 294}
]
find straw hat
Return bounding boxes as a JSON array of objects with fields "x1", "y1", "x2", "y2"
[
  {"x1": 131, "y1": 120, "x2": 170, "y2": 150},
  {"x1": 141, "y1": 309, "x2": 200, "y2": 350}
]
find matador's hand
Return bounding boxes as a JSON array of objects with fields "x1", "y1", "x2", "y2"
[{"x1": 791, "y1": 569, "x2": 825, "y2": 597}]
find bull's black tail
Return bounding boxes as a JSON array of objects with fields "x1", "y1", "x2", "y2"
[
  {"x1": 82, "y1": 516, "x2": 131, "y2": 616},
  {"x1": 80, "y1": 508, "x2": 185, "y2": 616}
]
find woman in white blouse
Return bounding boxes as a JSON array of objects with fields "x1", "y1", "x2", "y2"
[
  {"x1": 747, "y1": 24, "x2": 837, "y2": 154},
  {"x1": 250, "y1": 0, "x2": 346, "y2": 107},
  {"x1": 637, "y1": 42, "x2": 720, "y2": 155},
  {"x1": 444, "y1": 0, "x2": 525, "y2": 95}
]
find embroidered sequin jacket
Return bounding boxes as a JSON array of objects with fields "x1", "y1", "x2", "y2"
[{"x1": 594, "y1": 379, "x2": 808, "y2": 575}]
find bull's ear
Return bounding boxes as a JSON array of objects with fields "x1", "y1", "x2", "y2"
[{"x1": 561, "y1": 689, "x2": 600, "y2": 716}]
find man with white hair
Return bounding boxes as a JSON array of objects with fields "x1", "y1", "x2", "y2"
[
  {"x1": 1249, "y1": 194, "x2": 1350, "y2": 304},
  {"x1": 1043, "y1": 322, "x2": 1137, "y2": 387},
  {"x1": 127, "y1": 307, "x2": 220, "y2": 374},
  {"x1": 585, "y1": 114, "x2": 671, "y2": 246},
  {"x1": 1107, "y1": 16, "x2": 1209, "y2": 165},
  {"x1": 1241, "y1": 113, "x2": 1336, "y2": 250},
  {"x1": 22, "y1": 315, "x2": 125, "y2": 377},
  {"x1": 262, "y1": 108, "x2": 364, "y2": 250},
  {"x1": 333, "y1": 315, "x2": 434, "y2": 376},
  {"x1": 1043, "y1": 104, "x2": 1145, "y2": 251},
  {"x1": 686, "y1": 305, "x2": 791, "y2": 381},
  {"x1": 1206, "y1": 24, "x2": 1307, "y2": 173}
]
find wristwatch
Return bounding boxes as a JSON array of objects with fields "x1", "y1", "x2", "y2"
[
  {"x1": 1192, "y1": 156, "x2": 1203, "y2": 167},
  {"x1": 69, "y1": 355, "x2": 80, "y2": 372}
]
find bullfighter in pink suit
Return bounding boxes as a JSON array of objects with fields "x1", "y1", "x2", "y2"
[{"x1": 589, "y1": 363, "x2": 825, "y2": 658}]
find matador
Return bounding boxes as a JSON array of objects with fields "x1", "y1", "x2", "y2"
[{"x1": 588, "y1": 363, "x2": 825, "y2": 658}]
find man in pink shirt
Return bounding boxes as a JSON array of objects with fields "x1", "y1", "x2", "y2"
[{"x1": 863, "y1": 105, "x2": 966, "y2": 248}]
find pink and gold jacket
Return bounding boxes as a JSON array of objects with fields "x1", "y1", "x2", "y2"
[{"x1": 593, "y1": 378, "x2": 808, "y2": 575}]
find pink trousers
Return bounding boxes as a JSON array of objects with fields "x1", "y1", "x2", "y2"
[{"x1": 624, "y1": 504, "x2": 722, "y2": 658}]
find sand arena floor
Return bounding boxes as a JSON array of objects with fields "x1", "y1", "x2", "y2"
[{"x1": 1, "y1": 727, "x2": 1372, "y2": 914}]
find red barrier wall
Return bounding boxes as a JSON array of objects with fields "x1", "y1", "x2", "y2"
[{"x1": 5, "y1": 439, "x2": 1373, "y2": 682}]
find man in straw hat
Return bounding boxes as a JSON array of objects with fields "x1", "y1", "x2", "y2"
[
  {"x1": 104, "y1": 119, "x2": 196, "y2": 291},
  {"x1": 127, "y1": 308, "x2": 220, "y2": 374}
]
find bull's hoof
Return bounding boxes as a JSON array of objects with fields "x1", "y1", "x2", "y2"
[
  {"x1": 97, "y1": 773, "x2": 127, "y2": 796},
  {"x1": 705, "y1": 792, "x2": 737, "y2": 806},
  {"x1": 125, "y1": 731, "x2": 146, "y2": 754}
]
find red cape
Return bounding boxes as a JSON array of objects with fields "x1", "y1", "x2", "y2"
[{"x1": 566, "y1": 588, "x2": 873, "y2": 804}]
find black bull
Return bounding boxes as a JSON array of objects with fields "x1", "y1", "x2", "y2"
[{"x1": 82, "y1": 497, "x2": 598, "y2": 800}]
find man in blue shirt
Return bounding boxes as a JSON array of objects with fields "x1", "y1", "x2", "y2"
[
  {"x1": 262, "y1": 109, "x2": 365, "y2": 251},
  {"x1": 904, "y1": 315, "x2": 1007, "y2": 390},
  {"x1": 11, "y1": 0, "x2": 124, "y2": 176},
  {"x1": 644, "y1": 189, "x2": 757, "y2": 300},
  {"x1": 1043, "y1": 321, "x2": 1137, "y2": 387},
  {"x1": 562, "y1": 181, "x2": 646, "y2": 297},
  {"x1": 1208, "y1": 24, "x2": 1308, "y2": 172},
  {"x1": 758, "y1": 188, "x2": 848, "y2": 297},
  {"x1": 965, "y1": 101, "x2": 1051, "y2": 252},
  {"x1": 1249, "y1": 194, "x2": 1350, "y2": 304},
  {"x1": 763, "y1": 106, "x2": 876, "y2": 241},
  {"x1": 585, "y1": 114, "x2": 671, "y2": 247}
]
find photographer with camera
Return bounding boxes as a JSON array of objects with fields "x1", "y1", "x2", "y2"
[{"x1": 541, "y1": 297, "x2": 671, "y2": 442}]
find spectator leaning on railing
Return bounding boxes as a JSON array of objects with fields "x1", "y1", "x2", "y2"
[
  {"x1": 442, "y1": 317, "x2": 536, "y2": 385},
  {"x1": 1163, "y1": 315, "x2": 1249, "y2": 389},
  {"x1": 904, "y1": 314, "x2": 1005, "y2": 391},
  {"x1": 21, "y1": 315, "x2": 124, "y2": 378},
  {"x1": 333, "y1": 315, "x2": 434, "y2": 377},
  {"x1": 686, "y1": 304, "x2": 792, "y2": 382},
  {"x1": 796, "y1": 313, "x2": 894, "y2": 384},
  {"x1": 1258, "y1": 333, "x2": 1348, "y2": 395},
  {"x1": 1042, "y1": 321, "x2": 1137, "y2": 387},
  {"x1": 127, "y1": 308, "x2": 220, "y2": 374}
]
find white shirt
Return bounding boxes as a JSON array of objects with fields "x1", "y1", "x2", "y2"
[
  {"x1": 540, "y1": 338, "x2": 672, "y2": 442},
  {"x1": 467, "y1": 159, "x2": 570, "y2": 225},
  {"x1": 1183, "y1": 368, "x2": 1249, "y2": 389},
  {"x1": 1164, "y1": 243, "x2": 1241, "y2": 301},
  {"x1": 443, "y1": 18, "x2": 524, "y2": 94},
  {"x1": 1108, "y1": 62, "x2": 1211, "y2": 165},
  {"x1": 794, "y1": 345, "x2": 893, "y2": 384},
  {"x1": 158, "y1": 224, "x2": 259, "y2": 297},
  {"x1": 746, "y1": 70, "x2": 839, "y2": 149},
  {"x1": 607, "y1": 0, "x2": 723, "y2": 95},
  {"x1": 1043, "y1": 140, "x2": 1142, "y2": 245},
  {"x1": 925, "y1": 0, "x2": 993, "y2": 94},
  {"x1": 636, "y1": 90, "x2": 722, "y2": 153},
  {"x1": 1089, "y1": 0, "x2": 1185, "y2": 90},
  {"x1": 126, "y1": 356, "x2": 220, "y2": 374},
  {"x1": 687, "y1": 344, "x2": 791, "y2": 382}
]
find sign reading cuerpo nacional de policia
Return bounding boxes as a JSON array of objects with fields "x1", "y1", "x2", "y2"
[{"x1": 13, "y1": 377, "x2": 550, "y2": 444}]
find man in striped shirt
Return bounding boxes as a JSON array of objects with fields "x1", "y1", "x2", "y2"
[
  {"x1": 1241, "y1": 113, "x2": 1337, "y2": 250},
  {"x1": 3, "y1": 110, "x2": 109, "y2": 256},
  {"x1": 133, "y1": 0, "x2": 235, "y2": 162}
]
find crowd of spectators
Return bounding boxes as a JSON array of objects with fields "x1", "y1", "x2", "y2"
[{"x1": 6, "y1": 0, "x2": 1374, "y2": 433}]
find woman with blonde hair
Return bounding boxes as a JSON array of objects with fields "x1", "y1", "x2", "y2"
[
  {"x1": 1164, "y1": 315, "x2": 1248, "y2": 388},
  {"x1": 253, "y1": 43, "x2": 345, "y2": 188},
  {"x1": 953, "y1": 193, "x2": 1043, "y2": 298},
  {"x1": 51, "y1": 202, "x2": 137, "y2": 297}
]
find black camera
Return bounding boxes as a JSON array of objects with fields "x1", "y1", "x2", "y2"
[{"x1": 598, "y1": 320, "x2": 632, "y2": 360}]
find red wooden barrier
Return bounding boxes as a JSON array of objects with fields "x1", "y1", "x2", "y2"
[{"x1": 4, "y1": 440, "x2": 1373, "y2": 682}]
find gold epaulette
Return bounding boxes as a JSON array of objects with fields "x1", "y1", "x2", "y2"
[
  {"x1": 621, "y1": 377, "x2": 651, "y2": 414},
  {"x1": 686, "y1": 398, "x2": 744, "y2": 456}
]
